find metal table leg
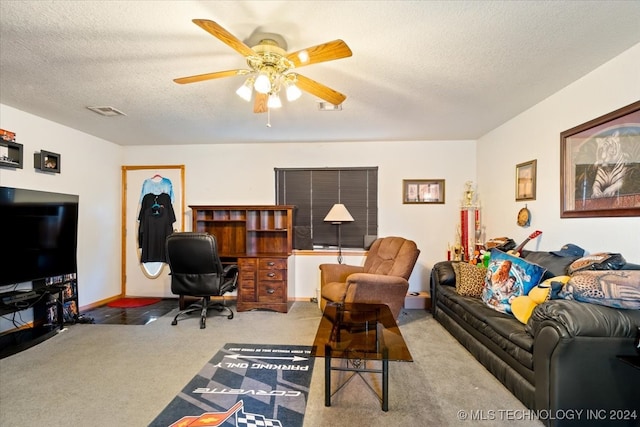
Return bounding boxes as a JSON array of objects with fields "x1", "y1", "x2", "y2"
[
  {"x1": 325, "y1": 344, "x2": 331, "y2": 407},
  {"x1": 382, "y1": 347, "x2": 389, "y2": 411}
]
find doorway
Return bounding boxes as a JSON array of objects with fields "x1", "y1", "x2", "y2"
[{"x1": 121, "y1": 165, "x2": 185, "y2": 297}]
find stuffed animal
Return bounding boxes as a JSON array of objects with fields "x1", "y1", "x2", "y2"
[{"x1": 511, "y1": 276, "x2": 570, "y2": 324}]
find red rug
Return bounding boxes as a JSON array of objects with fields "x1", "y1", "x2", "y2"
[{"x1": 107, "y1": 297, "x2": 162, "y2": 308}]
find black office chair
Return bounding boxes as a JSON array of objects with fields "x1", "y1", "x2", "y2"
[{"x1": 165, "y1": 232, "x2": 238, "y2": 329}]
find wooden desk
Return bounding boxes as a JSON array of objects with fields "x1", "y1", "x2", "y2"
[{"x1": 190, "y1": 205, "x2": 294, "y2": 313}]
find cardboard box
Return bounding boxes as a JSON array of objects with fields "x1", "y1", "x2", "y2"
[{"x1": 404, "y1": 291, "x2": 431, "y2": 310}]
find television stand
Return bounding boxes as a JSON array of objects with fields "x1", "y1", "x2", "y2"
[
  {"x1": 0, "y1": 325, "x2": 62, "y2": 359},
  {"x1": 0, "y1": 275, "x2": 76, "y2": 359}
]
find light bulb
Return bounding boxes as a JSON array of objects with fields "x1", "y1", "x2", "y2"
[
  {"x1": 235, "y1": 78, "x2": 253, "y2": 102},
  {"x1": 286, "y1": 83, "x2": 302, "y2": 101},
  {"x1": 297, "y1": 50, "x2": 309, "y2": 64},
  {"x1": 267, "y1": 93, "x2": 282, "y2": 109},
  {"x1": 254, "y1": 73, "x2": 271, "y2": 94}
]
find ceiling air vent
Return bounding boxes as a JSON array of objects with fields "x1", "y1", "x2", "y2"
[
  {"x1": 87, "y1": 106, "x2": 126, "y2": 117},
  {"x1": 317, "y1": 101, "x2": 342, "y2": 111}
]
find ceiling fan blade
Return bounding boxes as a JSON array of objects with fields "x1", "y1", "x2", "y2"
[
  {"x1": 294, "y1": 74, "x2": 347, "y2": 105},
  {"x1": 253, "y1": 93, "x2": 268, "y2": 113},
  {"x1": 192, "y1": 19, "x2": 255, "y2": 57},
  {"x1": 286, "y1": 40, "x2": 352, "y2": 68},
  {"x1": 173, "y1": 69, "x2": 249, "y2": 84}
]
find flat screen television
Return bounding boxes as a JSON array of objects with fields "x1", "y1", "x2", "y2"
[{"x1": 0, "y1": 186, "x2": 79, "y2": 287}]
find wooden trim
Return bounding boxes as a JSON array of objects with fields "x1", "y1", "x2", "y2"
[
  {"x1": 80, "y1": 295, "x2": 123, "y2": 312},
  {"x1": 121, "y1": 165, "x2": 186, "y2": 297}
]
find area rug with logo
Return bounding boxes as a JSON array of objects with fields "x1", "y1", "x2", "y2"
[{"x1": 149, "y1": 343, "x2": 315, "y2": 427}]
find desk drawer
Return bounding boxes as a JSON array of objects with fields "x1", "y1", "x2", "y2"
[
  {"x1": 240, "y1": 271, "x2": 256, "y2": 282},
  {"x1": 258, "y1": 258, "x2": 286, "y2": 270},
  {"x1": 258, "y1": 281, "x2": 285, "y2": 302},
  {"x1": 239, "y1": 282, "x2": 256, "y2": 301},
  {"x1": 239, "y1": 258, "x2": 257, "y2": 271},
  {"x1": 258, "y1": 269, "x2": 284, "y2": 281}
]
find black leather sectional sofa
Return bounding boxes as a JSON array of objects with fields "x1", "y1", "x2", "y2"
[{"x1": 430, "y1": 250, "x2": 640, "y2": 426}]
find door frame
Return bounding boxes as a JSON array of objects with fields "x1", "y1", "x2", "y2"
[{"x1": 121, "y1": 165, "x2": 186, "y2": 296}]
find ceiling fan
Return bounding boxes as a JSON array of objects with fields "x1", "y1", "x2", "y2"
[{"x1": 174, "y1": 19, "x2": 352, "y2": 114}]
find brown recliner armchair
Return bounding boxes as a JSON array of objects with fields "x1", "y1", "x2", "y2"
[{"x1": 319, "y1": 236, "x2": 420, "y2": 320}]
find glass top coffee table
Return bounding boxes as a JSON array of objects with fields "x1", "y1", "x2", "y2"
[{"x1": 311, "y1": 302, "x2": 413, "y2": 411}]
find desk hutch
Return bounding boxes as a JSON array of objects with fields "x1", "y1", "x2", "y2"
[{"x1": 190, "y1": 205, "x2": 294, "y2": 313}]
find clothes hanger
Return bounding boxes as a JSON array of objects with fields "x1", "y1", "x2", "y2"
[
  {"x1": 151, "y1": 195, "x2": 161, "y2": 215},
  {"x1": 151, "y1": 174, "x2": 162, "y2": 179}
]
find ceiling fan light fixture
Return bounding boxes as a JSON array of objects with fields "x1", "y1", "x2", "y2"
[
  {"x1": 235, "y1": 77, "x2": 254, "y2": 102},
  {"x1": 297, "y1": 50, "x2": 310, "y2": 64},
  {"x1": 267, "y1": 93, "x2": 282, "y2": 109},
  {"x1": 254, "y1": 73, "x2": 271, "y2": 94},
  {"x1": 285, "y1": 82, "x2": 302, "y2": 101},
  {"x1": 173, "y1": 20, "x2": 352, "y2": 116}
]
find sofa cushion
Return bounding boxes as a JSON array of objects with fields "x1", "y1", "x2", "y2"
[
  {"x1": 526, "y1": 298, "x2": 640, "y2": 338},
  {"x1": 437, "y1": 285, "x2": 534, "y2": 370},
  {"x1": 484, "y1": 316, "x2": 534, "y2": 353},
  {"x1": 559, "y1": 270, "x2": 640, "y2": 309},
  {"x1": 451, "y1": 261, "x2": 461, "y2": 285},
  {"x1": 432, "y1": 261, "x2": 456, "y2": 287},
  {"x1": 482, "y1": 249, "x2": 546, "y2": 314},
  {"x1": 520, "y1": 250, "x2": 579, "y2": 279},
  {"x1": 455, "y1": 262, "x2": 487, "y2": 298}
]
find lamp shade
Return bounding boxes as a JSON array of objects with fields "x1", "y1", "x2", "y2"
[
  {"x1": 324, "y1": 203, "x2": 354, "y2": 223},
  {"x1": 254, "y1": 73, "x2": 271, "y2": 94},
  {"x1": 267, "y1": 93, "x2": 282, "y2": 109},
  {"x1": 235, "y1": 78, "x2": 253, "y2": 102},
  {"x1": 286, "y1": 82, "x2": 302, "y2": 101}
]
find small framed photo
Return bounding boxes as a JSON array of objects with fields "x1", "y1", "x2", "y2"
[
  {"x1": 403, "y1": 179, "x2": 445, "y2": 204},
  {"x1": 34, "y1": 150, "x2": 61, "y2": 173},
  {"x1": 515, "y1": 160, "x2": 536, "y2": 201}
]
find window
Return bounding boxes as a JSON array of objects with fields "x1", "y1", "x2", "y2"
[{"x1": 275, "y1": 167, "x2": 378, "y2": 248}]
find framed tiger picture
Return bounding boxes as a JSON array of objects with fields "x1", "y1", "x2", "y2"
[{"x1": 560, "y1": 100, "x2": 640, "y2": 218}]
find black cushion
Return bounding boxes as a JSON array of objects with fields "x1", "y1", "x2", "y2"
[{"x1": 520, "y1": 250, "x2": 578, "y2": 279}]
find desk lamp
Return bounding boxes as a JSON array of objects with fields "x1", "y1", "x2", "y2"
[{"x1": 324, "y1": 203, "x2": 354, "y2": 264}]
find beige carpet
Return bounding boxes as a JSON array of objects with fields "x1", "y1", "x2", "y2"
[{"x1": 0, "y1": 302, "x2": 542, "y2": 426}]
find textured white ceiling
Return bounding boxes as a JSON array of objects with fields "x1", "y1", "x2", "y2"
[{"x1": 1, "y1": 1, "x2": 639, "y2": 146}]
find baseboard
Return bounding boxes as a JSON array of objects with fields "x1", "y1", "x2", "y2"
[{"x1": 79, "y1": 295, "x2": 124, "y2": 312}]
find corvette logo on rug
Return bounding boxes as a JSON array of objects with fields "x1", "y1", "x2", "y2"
[
  {"x1": 169, "y1": 400, "x2": 283, "y2": 427},
  {"x1": 149, "y1": 343, "x2": 314, "y2": 427}
]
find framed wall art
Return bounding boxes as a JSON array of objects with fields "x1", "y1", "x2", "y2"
[
  {"x1": 403, "y1": 179, "x2": 445, "y2": 204},
  {"x1": 34, "y1": 150, "x2": 61, "y2": 173},
  {"x1": 516, "y1": 160, "x2": 537, "y2": 201},
  {"x1": 560, "y1": 100, "x2": 640, "y2": 218}
]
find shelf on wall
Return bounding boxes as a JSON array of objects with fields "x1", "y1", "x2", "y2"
[{"x1": 0, "y1": 140, "x2": 23, "y2": 169}]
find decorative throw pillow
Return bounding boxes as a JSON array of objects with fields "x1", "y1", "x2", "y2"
[
  {"x1": 567, "y1": 252, "x2": 626, "y2": 275},
  {"x1": 481, "y1": 249, "x2": 547, "y2": 314},
  {"x1": 455, "y1": 262, "x2": 487, "y2": 298},
  {"x1": 559, "y1": 270, "x2": 640, "y2": 309},
  {"x1": 511, "y1": 276, "x2": 570, "y2": 324},
  {"x1": 451, "y1": 262, "x2": 461, "y2": 288}
]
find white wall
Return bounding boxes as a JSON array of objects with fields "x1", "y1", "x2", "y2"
[
  {"x1": 477, "y1": 43, "x2": 640, "y2": 263},
  {"x1": 124, "y1": 139, "x2": 477, "y2": 296},
  {"x1": 0, "y1": 105, "x2": 123, "y2": 308}
]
